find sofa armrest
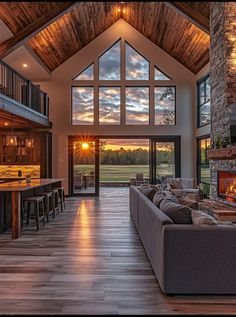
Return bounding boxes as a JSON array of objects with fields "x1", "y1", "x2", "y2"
[
  {"x1": 161, "y1": 224, "x2": 236, "y2": 294},
  {"x1": 129, "y1": 185, "x2": 140, "y2": 228}
]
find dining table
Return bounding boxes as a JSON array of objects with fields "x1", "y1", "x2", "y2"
[{"x1": 0, "y1": 178, "x2": 64, "y2": 239}]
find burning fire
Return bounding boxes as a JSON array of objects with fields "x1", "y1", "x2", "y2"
[{"x1": 226, "y1": 179, "x2": 236, "y2": 195}]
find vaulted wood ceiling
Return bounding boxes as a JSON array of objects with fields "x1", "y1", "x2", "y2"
[{"x1": 0, "y1": 2, "x2": 210, "y2": 74}]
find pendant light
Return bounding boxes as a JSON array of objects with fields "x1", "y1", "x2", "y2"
[
  {"x1": 25, "y1": 128, "x2": 34, "y2": 148},
  {"x1": 6, "y1": 114, "x2": 17, "y2": 146}
]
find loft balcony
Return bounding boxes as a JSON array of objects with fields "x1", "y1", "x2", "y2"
[{"x1": 0, "y1": 59, "x2": 51, "y2": 128}]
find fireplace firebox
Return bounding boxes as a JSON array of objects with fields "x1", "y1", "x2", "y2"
[{"x1": 218, "y1": 171, "x2": 236, "y2": 202}]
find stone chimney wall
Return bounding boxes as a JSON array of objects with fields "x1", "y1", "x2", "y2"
[{"x1": 209, "y1": 2, "x2": 236, "y2": 201}]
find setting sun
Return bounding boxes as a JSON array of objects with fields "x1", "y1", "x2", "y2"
[{"x1": 82, "y1": 142, "x2": 89, "y2": 150}]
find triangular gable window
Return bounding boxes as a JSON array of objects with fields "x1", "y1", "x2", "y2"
[
  {"x1": 154, "y1": 67, "x2": 171, "y2": 80},
  {"x1": 126, "y1": 43, "x2": 149, "y2": 80},
  {"x1": 99, "y1": 40, "x2": 121, "y2": 80},
  {"x1": 74, "y1": 64, "x2": 94, "y2": 80}
]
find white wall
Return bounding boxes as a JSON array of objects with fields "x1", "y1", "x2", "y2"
[{"x1": 37, "y1": 19, "x2": 196, "y2": 194}]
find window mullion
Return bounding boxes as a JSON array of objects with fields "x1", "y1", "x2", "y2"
[{"x1": 94, "y1": 57, "x2": 99, "y2": 125}]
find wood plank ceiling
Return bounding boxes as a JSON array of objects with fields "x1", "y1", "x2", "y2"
[{"x1": 0, "y1": 2, "x2": 210, "y2": 74}]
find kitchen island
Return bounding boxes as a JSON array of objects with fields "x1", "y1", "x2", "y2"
[{"x1": 0, "y1": 178, "x2": 64, "y2": 239}]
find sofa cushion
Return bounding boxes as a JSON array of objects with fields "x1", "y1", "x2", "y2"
[
  {"x1": 139, "y1": 184, "x2": 158, "y2": 200},
  {"x1": 160, "y1": 198, "x2": 192, "y2": 224}
]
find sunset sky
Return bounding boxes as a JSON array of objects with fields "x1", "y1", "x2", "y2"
[
  {"x1": 99, "y1": 87, "x2": 120, "y2": 124},
  {"x1": 101, "y1": 139, "x2": 150, "y2": 151}
]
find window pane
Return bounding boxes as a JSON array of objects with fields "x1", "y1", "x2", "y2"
[
  {"x1": 99, "y1": 139, "x2": 149, "y2": 183},
  {"x1": 126, "y1": 43, "x2": 149, "y2": 80},
  {"x1": 154, "y1": 67, "x2": 171, "y2": 80},
  {"x1": 155, "y1": 87, "x2": 175, "y2": 125},
  {"x1": 99, "y1": 41, "x2": 120, "y2": 80},
  {"x1": 72, "y1": 87, "x2": 94, "y2": 125},
  {"x1": 198, "y1": 137, "x2": 211, "y2": 186},
  {"x1": 205, "y1": 77, "x2": 210, "y2": 102},
  {"x1": 156, "y1": 142, "x2": 175, "y2": 184},
  {"x1": 126, "y1": 87, "x2": 149, "y2": 125},
  {"x1": 200, "y1": 165, "x2": 210, "y2": 184},
  {"x1": 74, "y1": 64, "x2": 94, "y2": 80},
  {"x1": 199, "y1": 82, "x2": 205, "y2": 105},
  {"x1": 200, "y1": 101, "x2": 210, "y2": 126},
  {"x1": 99, "y1": 87, "x2": 120, "y2": 125},
  {"x1": 200, "y1": 139, "x2": 206, "y2": 163}
]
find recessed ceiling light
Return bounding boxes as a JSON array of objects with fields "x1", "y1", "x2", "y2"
[
  {"x1": 4, "y1": 122, "x2": 9, "y2": 126},
  {"x1": 22, "y1": 63, "x2": 28, "y2": 68}
]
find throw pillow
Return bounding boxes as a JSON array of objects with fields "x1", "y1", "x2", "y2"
[
  {"x1": 191, "y1": 210, "x2": 234, "y2": 225},
  {"x1": 162, "y1": 195, "x2": 179, "y2": 203},
  {"x1": 150, "y1": 184, "x2": 163, "y2": 192},
  {"x1": 160, "y1": 198, "x2": 192, "y2": 224},
  {"x1": 191, "y1": 209, "x2": 218, "y2": 225},
  {"x1": 153, "y1": 192, "x2": 166, "y2": 208},
  {"x1": 170, "y1": 179, "x2": 182, "y2": 189},
  {"x1": 177, "y1": 196, "x2": 199, "y2": 210},
  {"x1": 139, "y1": 184, "x2": 157, "y2": 201}
]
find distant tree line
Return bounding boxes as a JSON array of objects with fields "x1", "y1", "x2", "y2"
[
  {"x1": 76, "y1": 142, "x2": 174, "y2": 165},
  {"x1": 100, "y1": 147, "x2": 174, "y2": 165}
]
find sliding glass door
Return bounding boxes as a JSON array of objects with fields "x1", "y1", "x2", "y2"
[{"x1": 69, "y1": 136, "x2": 180, "y2": 195}]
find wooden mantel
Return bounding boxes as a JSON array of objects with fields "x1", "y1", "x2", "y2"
[{"x1": 207, "y1": 145, "x2": 236, "y2": 160}]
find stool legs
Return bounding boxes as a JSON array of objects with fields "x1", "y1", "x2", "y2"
[
  {"x1": 24, "y1": 197, "x2": 45, "y2": 231},
  {"x1": 34, "y1": 201, "x2": 39, "y2": 231},
  {"x1": 58, "y1": 188, "x2": 66, "y2": 212}
]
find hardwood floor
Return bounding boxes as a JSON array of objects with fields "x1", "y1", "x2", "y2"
[{"x1": 0, "y1": 188, "x2": 236, "y2": 315}]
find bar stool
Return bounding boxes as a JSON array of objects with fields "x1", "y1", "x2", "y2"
[
  {"x1": 41, "y1": 191, "x2": 55, "y2": 222},
  {"x1": 23, "y1": 196, "x2": 45, "y2": 231},
  {"x1": 45, "y1": 189, "x2": 59, "y2": 215},
  {"x1": 58, "y1": 187, "x2": 65, "y2": 212}
]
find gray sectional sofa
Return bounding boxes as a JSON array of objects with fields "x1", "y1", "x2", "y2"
[{"x1": 130, "y1": 185, "x2": 236, "y2": 295}]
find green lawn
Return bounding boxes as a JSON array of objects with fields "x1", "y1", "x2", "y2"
[
  {"x1": 200, "y1": 166, "x2": 210, "y2": 184},
  {"x1": 74, "y1": 164, "x2": 175, "y2": 182}
]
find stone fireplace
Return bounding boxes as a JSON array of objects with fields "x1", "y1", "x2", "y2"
[{"x1": 209, "y1": 2, "x2": 236, "y2": 205}]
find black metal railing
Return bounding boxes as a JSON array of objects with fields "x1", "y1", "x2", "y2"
[{"x1": 0, "y1": 59, "x2": 49, "y2": 117}]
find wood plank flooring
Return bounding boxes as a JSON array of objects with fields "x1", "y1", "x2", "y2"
[{"x1": 0, "y1": 188, "x2": 236, "y2": 315}]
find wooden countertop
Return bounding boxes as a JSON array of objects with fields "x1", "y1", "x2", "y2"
[{"x1": 0, "y1": 178, "x2": 64, "y2": 192}]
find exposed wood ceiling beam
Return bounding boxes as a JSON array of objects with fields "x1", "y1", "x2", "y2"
[
  {"x1": 0, "y1": 2, "x2": 78, "y2": 58},
  {"x1": 165, "y1": 2, "x2": 209, "y2": 34}
]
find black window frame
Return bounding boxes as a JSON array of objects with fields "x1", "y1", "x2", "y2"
[{"x1": 197, "y1": 74, "x2": 210, "y2": 128}]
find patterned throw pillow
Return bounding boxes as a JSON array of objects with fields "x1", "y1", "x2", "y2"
[
  {"x1": 191, "y1": 210, "x2": 218, "y2": 225},
  {"x1": 177, "y1": 196, "x2": 199, "y2": 210},
  {"x1": 191, "y1": 210, "x2": 234, "y2": 225}
]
